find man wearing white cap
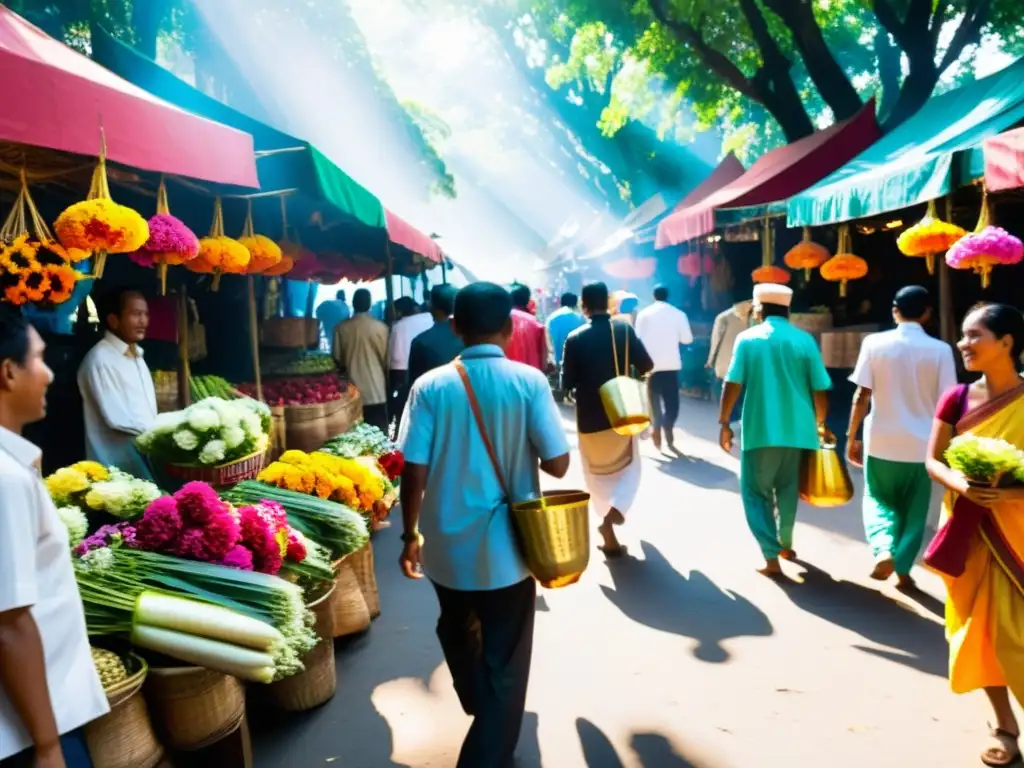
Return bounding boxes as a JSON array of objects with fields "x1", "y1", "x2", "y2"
[{"x1": 718, "y1": 284, "x2": 833, "y2": 575}]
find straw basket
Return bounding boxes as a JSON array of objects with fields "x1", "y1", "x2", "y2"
[
  {"x1": 84, "y1": 654, "x2": 164, "y2": 768},
  {"x1": 599, "y1": 377, "x2": 651, "y2": 436},
  {"x1": 144, "y1": 666, "x2": 245, "y2": 751},
  {"x1": 349, "y1": 542, "x2": 380, "y2": 618},
  {"x1": 164, "y1": 449, "x2": 265, "y2": 488},
  {"x1": 323, "y1": 393, "x2": 363, "y2": 442},
  {"x1": 329, "y1": 556, "x2": 371, "y2": 637},
  {"x1": 512, "y1": 491, "x2": 591, "y2": 589},
  {"x1": 261, "y1": 318, "x2": 318, "y2": 348},
  {"x1": 284, "y1": 398, "x2": 347, "y2": 453},
  {"x1": 154, "y1": 373, "x2": 180, "y2": 414},
  {"x1": 267, "y1": 584, "x2": 337, "y2": 711},
  {"x1": 799, "y1": 440, "x2": 854, "y2": 508}
]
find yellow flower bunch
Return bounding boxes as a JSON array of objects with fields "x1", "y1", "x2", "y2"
[
  {"x1": 240, "y1": 235, "x2": 283, "y2": 274},
  {"x1": 54, "y1": 199, "x2": 149, "y2": 254},
  {"x1": 258, "y1": 462, "x2": 315, "y2": 496},
  {"x1": 188, "y1": 236, "x2": 251, "y2": 275},
  {"x1": 70, "y1": 461, "x2": 109, "y2": 482},
  {"x1": 45, "y1": 467, "x2": 91, "y2": 506},
  {"x1": 1, "y1": 236, "x2": 83, "y2": 307}
]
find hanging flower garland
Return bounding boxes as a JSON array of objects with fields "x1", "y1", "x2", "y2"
[
  {"x1": 896, "y1": 198, "x2": 966, "y2": 275},
  {"x1": 676, "y1": 248, "x2": 715, "y2": 286},
  {"x1": 783, "y1": 227, "x2": 829, "y2": 280},
  {"x1": 0, "y1": 172, "x2": 84, "y2": 308},
  {"x1": 54, "y1": 143, "x2": 148, "y2": 279},
  {"x1": 239, "y1": 199, "x2": 283, "y2": 275},
  {"x1": 128, "y1": 179, "x2": 200, "y2": 296},
  {"x1": 186, "y1": 198, "x2": 250, "y2": 291},
  {"x1": 946, "y1": 187, "x2": 1023, "y2": 289},
  {"x1": 820, "y1": 224, "x2": 868, "y2": 298},
  {"x1": 751, "y1": 219, "x2": 791, "y2": 285}
]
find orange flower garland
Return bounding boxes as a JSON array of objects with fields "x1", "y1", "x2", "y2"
[
  {"x1": 783, "y1": 228, "x2": 829, "y2": 280},
  {"x1": 896, "y1": 199, "x2": 966, "y2": 275},
  {"x1": 239, "y1": 201, "x2": 283, "y2": 274},
  {"x1": 186, "y1": 198, "x2": 251, "y2": 289},
  {"x1": 820, "y1": 225, "x2": 867, "y2": 298},
  {"x1": 752, "y1": 265, "x2": 791, "y2": 284}
]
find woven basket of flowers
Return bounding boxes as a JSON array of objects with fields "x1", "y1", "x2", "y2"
[
  {"x1": 84, "y1": 650, "x2": 164, "y2": 768},
  {"x1": 267, "y1": 581, "x2": 337, "y2": 711},
  {"x1": 261, "y1": 317, "x2": 319, "y2": 348},
  {"x1": 164, "y1": 449, "x2": 266, "y2": 487}
]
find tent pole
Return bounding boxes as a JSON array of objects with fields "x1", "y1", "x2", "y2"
[
  {"x1": 177, "y1": 286, "x2": 191, "y2": 409},
  {"x1": 248, "y1": 277, "x2": 263, "y2": 402},
  {"x1": 939, "y1": 197, "x2": 955, "y2": 346},
  {"x1": 385, "y1": 242, "x2": 396, "y2": 326}
]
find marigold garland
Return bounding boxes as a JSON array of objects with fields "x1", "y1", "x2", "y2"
[
  {"x1": 0, "y1": 235, "x2": 82, "y2": 307},
  {"x1": 783, "y1": 228, "x2": 829, "y2": 280},
  {"x1": 241, "y1": 235, "x2": 283, "y2": 274},
  {"x1": 896, "y1": 199, "x2": 966, "y2": 275},
  {"x1": 752, "y1": 265, "x2": 790, "y2": 285},
  {"x1": 820, "y1": 225, "x2": 867, "y2": 298}
]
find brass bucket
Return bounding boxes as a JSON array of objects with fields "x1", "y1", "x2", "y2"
[
  {"x1": 511, "y1": 491, "x2": 591, "y2": 589},
  {"x1": 599, "y1": 376, "x2": 651, "y2": 436},
  {"x1": 799, "y1": 441, "x2": 854, "y2": 508}
]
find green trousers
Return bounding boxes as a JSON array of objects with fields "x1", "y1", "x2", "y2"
[
  {"x1": 863, "y1": 456, "x2": 932, "y2": 575},
  {"x1": 740, "y1": 448, "x2": 803, "y2": 559}
]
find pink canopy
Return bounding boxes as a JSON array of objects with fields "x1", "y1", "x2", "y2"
[
  {"x1": 386, "y1": 209, "x2": 442, "y2": 263},
  {"x1": 0, "y1": 7, "x2": 258, "y2": 188},
  {"x1": 983, "y1": 127, "x2": 1024, "y2": 193},
  {"x1": 656, "y1": 103, "x2": 880, "y2": 248}
]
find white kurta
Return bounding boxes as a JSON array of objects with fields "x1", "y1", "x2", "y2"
[
  {"x1": 77, "y1": 332, "x2": 158, "y2": 479},
  {"x1": 578, "y1": 429, "x2": 642, "y2": 519}
]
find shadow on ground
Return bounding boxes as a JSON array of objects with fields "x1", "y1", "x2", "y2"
[
  {"x1": 599, "y1": 541, "x2": 773, "y2": 662},
  {"x1": 774, "y1": 560, "x2": 948, "y2": 677},
  {"x1": 650, "y1": 452, "x2": 737, "y2": 491},
  {"x1": 577, "y1": 718, "x2": 720, "y2": 767}
]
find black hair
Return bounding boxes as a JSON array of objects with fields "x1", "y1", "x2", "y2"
[
  {"x1": 509, "y1": 283, "x2": 531, "y2": 310},
  {"x1": 0, "y1": 306, "x2": 31, "y2": 366},
  {"x1": 581, "y1": 282, "x2": 609, "y2": 313},
  {"x1": 560, "y1": 292, "x2": 578, "y2": 309},
  {"x1": 97, "y1": 287, "x2": 145, "y2": 330},
  {"x1": 336, "y1": 289, "x2": 346, "y2": 301},
  {"x1": 653, "y1": 284, "x2": 669, "y2": 302},
  {"x1": 970, "y1": 303, "x2": 1024, "y2": 364},
  {"x1": 430, "y1": 285, "x2": 457, "y2": 317},
  {"x1": 760, "y1": 303, "x2": 790, "y2": 319},
  {"x1": 454, "y1": 282, "x2": 512, "y2": 338},
  {"x1": 352, "y1": 288, "x2": 372, "y2": 313},
  {"x1": 394, "y1": 296, "x2": 418, "y2": 318},
  {"x1": 893, "y1": 285, "x2": 931, "y2": 321}
]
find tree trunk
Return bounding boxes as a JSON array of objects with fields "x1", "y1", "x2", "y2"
[
  {"x1": 881, "y1": 62, "x2": 937, "y2": 132},
  {"x1": 874, "y1": 28, "x2": 901, "y2": 123}
]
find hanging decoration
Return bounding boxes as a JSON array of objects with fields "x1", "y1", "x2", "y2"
[
  {"x1": 946, "y1": 187, "x2": 1024, "y2": 289},
  {"x1": 676, "y1": 248, "x2": 714, "y2": 286},
  {"x1": 54, "y1": 138, "x2": 148, "y2": 279},
  {"x1": 128, "y1": 179, "x2": 200, "y2": 296},
  {"x1": 240, "y1": 200, "x2": 283, "y2": 274},
  {"x1": 186, "y1": 198, "x2": 251, "y2": 290},
  {"x1": 783, "y1": 227, "x2": 829, "y2": 280},
  {"x1": 0, "y1": 171, "x2": 84, "y2": 307},
  {"x1": 896, "y1": 198, "x2": 966, "y2": 274},
  {"x1": 752, "y1": 219, "x2": 790, "y2": 285},
  {"x1": 820, "y1": 224, "x2": 868, "y2": 298}
]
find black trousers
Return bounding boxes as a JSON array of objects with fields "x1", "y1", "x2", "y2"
[
  {"x1": 363, "y1": 403, "x2": 389, "y2": 435},
  {"x1": 389, "y1": 370, "x2": 410, "y2": 434},
  {"x1": 432, "y1": 578, "x2": 537, "y2": 768},
  {"x1": 648, "y1": 370, "x2": 681, "y2": 438}
]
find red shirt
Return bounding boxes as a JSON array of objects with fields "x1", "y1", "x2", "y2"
[{"x1": 506, "y1": 308, "x2": 547, "y2": 370}]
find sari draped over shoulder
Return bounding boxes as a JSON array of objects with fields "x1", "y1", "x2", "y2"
[{"x1": 939, "y1": 383, "x2": 1024, "y2": 697}]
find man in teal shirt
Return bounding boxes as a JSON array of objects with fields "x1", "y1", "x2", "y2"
[{"x1": 718, "y1": 284, "x2": 833, "y2": 576}]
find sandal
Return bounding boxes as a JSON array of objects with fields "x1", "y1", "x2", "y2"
[{"x1": 982, "y1": 727, "x2": 1021, "y2": 766}]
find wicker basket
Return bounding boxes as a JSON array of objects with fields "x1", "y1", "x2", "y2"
[
  {"x1": 349, "y1": 542, "x2": 380, "y2": 619},
  {"x1": 284, "y1": 398, "x2": 347, "y2": 453},
  {"x1": 84, "y1": 654, "x2": 164, "y2": 768},
  {"x1": 144, "y1": 666, "x2": 245, "y2": 751},
  {"x1": 266, "y1": 585, "x2": 337, "y2": 711},
  {"x1": 164, "y1": 449, "x2": 265, "y2": 487},
  {"x1": 323, "y1": 393, "x2": 363, "y2": 442},
  {"x1": 329, "y1": 557, "x2": 371, "y2": 637},
  {"x1": 155, "y1": 373, "x2": 180, "y2": 414},
  {"x1": 261, "y1": 318, "x2": 318, "y2": 348}
]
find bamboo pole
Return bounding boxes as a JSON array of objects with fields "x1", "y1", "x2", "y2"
[
  {"x1": 247, "y1": 277, "x2": 263, "y2": 402},
  {"x1": 939, "y1": 197, "x2": 955, "y2": 346},
  {"x1": 176, "y1": 287, "x2": 191, "y2": 409},
  {"x1": 384, "y1": 243, "x2": 396, "y2": 326}
]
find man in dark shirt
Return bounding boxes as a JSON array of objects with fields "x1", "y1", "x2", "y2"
[
  {"x1": 408, "y1": 285, "x2": 463, "y2": 386},
  {"x1": 562, "y1": 282, "x2": 653, "y2": 556}
]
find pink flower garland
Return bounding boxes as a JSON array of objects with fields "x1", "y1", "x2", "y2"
[{"x1": 946, "y1": 226, "x2": 1024, "y2": 288}]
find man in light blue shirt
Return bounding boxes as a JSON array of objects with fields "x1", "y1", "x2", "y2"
[
  {"x1": 546, "y1": 292, "x2": 585, "y2": 367},
  {"x1": 397, "y1": 282, "x2": 570, "y2": 768},
  {"x1": 316, "y1": 290, "x2": 351, "y2": 353}
]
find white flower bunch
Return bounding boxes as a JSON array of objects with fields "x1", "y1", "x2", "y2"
[
  {"x1": 57, "y1": 505, "x2": 88, "y2": 547},
  {"x1": 136, "y1": 397, "x2": 271, "y2": 467},
  {"x1": 84, "y1": 471, "x2": 161, "y2": 520}
]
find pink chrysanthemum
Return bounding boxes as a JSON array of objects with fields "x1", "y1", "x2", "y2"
[
  {"x1": 134, "y1": 496, "x2": 183, "y2": 551},
  {"x1": 174, "y1": 527, "x2": 211, "y2": 561},
  {"x1": 221, "y1": 544, "x2": 255, "y2": 571},
  {"x1": 174, "y1": 482, "x2": 226, "y2": 525},
  {"x1": 238, "y1": 506, "x2": 283, "y2": 575}
]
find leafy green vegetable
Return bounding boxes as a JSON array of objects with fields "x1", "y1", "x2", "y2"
[{"x1": 945, "y1": 434, "x2": 1024, "y2": 485}]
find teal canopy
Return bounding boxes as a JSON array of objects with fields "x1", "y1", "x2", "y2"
[{"x1": 788, "y1": 58, "x2": 1024, "y2": 227}]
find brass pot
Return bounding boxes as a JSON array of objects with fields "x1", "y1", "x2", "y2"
[
  {"x1": 799, "y1": 442, "x2": 854, "y2": 508},
  {"x1": 599, "y1": 376, "x2": 651, "y2": 436},
  {"x1": 511, "y1": 491, "x2": 591, "y2": 589}
]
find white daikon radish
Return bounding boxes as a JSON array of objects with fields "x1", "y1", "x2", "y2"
[
  {"x1": 135, "y1": 592, "x2": 283, "y2": 651},
  {"x1": 131, "y1": 624, "x2": 275, "y2": 683}
]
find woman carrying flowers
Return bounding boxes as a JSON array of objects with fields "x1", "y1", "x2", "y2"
[{"x1": 926, "y1": 303, "x2": 1024, "y2": 766}]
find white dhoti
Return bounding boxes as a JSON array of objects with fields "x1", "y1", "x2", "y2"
[{"x1": 578, "y1": 428, "x2": 641, "y2": 519}]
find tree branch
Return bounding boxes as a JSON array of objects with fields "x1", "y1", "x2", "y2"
[
  {"x1": 938, "y1": 0, "x2": 991, "y2": 74},
  {"x1": 871, "y1": 0, "x2": 912, "y2": 51},
  {"x1": 874, "y1": 27, "x2": 901, "y2": 122}
]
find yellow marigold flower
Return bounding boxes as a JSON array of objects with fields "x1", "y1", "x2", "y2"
[
  {"x1": 71, "y1": 461, "x2": 109, "y2": 482},
  {"x1": 44, "y1": 467, "x2": 90, "y2": 503},
  {"x1": 55, "y1": 199, "x2": 150, "y2": 254},
  {"x1": 85, "y1": 489, "x2": 105, "y2": 510},
  {"x1": 279, "y1": 450, "x2": 310, "y2": 466}
]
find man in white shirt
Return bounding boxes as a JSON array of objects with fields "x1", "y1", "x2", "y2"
[
  {"x1": 388, "y1": 296, "x2": 433, "y2": 432},
  {"x1": 77, "y1": 288, "x2": 158, "y2": 481},
  {"x1": 635, "y1": 285, "x2": 693, "y2": 451},
  {"x1": 847, "y1": 286, "x2": 957, "y2": 588},
  {"x1": 0, "y1": 308, "x2": 108, "y2": 767}
]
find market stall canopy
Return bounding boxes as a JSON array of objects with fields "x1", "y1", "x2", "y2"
[
  {"x1": 385, "y1": 209, "x2": 442, "y2": 264},
  {"x1": 980, "y1": 127, "x2": 1024, "y2": 193},
  {"x1": 657, "y1": 103, "x2": 879, "y2": 247},
  {"x1": 0, "y1": 7, "x2": 258, "y2": 188},
  {"x1": 788, "y1": 58, "x2": 1024, "y2": 227},
  {"x1": 647, "y1": 154, "x2": 745, "y2": 248}
]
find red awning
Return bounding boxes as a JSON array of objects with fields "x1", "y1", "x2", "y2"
[
  {"x1": 656, "y1": 103, "x2": 880, "y2": 248},
  {"x1": 983, "y1": 127, "x2": 1024, "y2": 193},
  {"x1": 386, "y1": 209, "x2": 442, "y2": 263},
  {"x1": 0, "y1": 7, "x2": 258, "y2": 188}
]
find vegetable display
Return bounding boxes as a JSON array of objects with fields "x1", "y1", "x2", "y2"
[
  {"x1": 262, "y1": 351, "x2": 336, "y2": 378},
  {"x1": 258, "y1": 450, "x2": 386, "y2": 512},
  {"x1": 190, "y1": 375, "x2": 238, "y2": 401},
  {"x1": 45, "y1": 461, "x2": 161, "y2": 522},
  {"x1": 238, "y1": 373, "x2": 349, "y2": 407},
  {"x1": 136, "y1": 397, "x2": 270, "y2": 467},
  {"x1": 946, "y1": 434, "x2": 1024, "y2": 487},
  {"x1": 321, "y1": 422, "x2": 394, "y2": 459}
]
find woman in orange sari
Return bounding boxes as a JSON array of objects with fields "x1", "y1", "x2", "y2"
[{"x1": 926, "y1": 304, "x2": 1024, "y2": 766}]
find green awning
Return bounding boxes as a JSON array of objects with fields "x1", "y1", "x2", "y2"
[
  {"x1": 91, "y1": 26, "x2": 386, "y2": 235},
  {"x1": 787, "y1": 58, "x2": 1024, "y2": 228}
]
